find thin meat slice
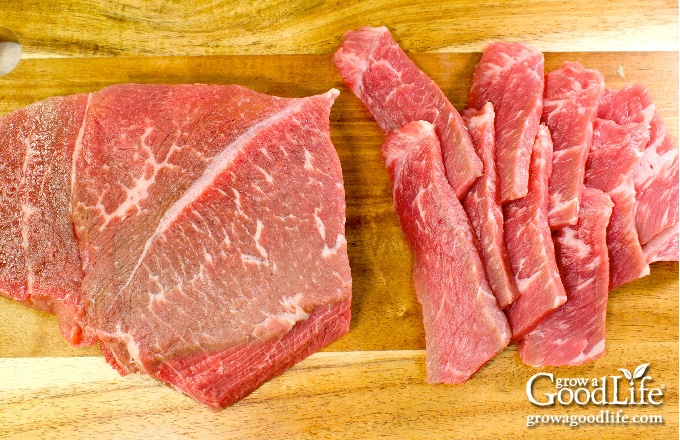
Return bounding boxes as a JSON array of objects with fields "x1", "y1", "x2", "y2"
[
  {"x1": 468, "y1": 42, "x2": 544, "y2": 202},
  {"x1": 154, "y1": 299, "x2": 351, "y2": 409},
  {"x1": 462, "y1": 103, "x2": 520, "y2": 308},
  {"x1": 71, "y1": 85, "x2": 352, "y2": 386},
  {"x1": 598, "y1": 85, "x2": 679, "y2": 250},
  {"x1": 333, "y1": 26, "x2": 482, "y2": 198},
  {"x1": 518, "y1": 187, "x2": 613, "y2": 366},
  {"x1": 644, "y1": 224, "x2": 679, "y2": 264},
  {"x1": 504, "y1": 125, "x2": 567, "y2": 340},
  {"x1": 585, "y1": 117, "x2": 650, "y2": 289},
  {"x1": 0, "y1": 94, "x2": 89, "y2": 345},
  {"x1": 382, "y1": 120, "x2": 510, "y2": 384},
  {"x1": 542, "y1": 62, "x2": 605, "y2": 229}
]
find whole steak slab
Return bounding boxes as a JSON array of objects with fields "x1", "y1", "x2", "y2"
[
  {"x1": 71, "y1": 85, "x2": 352, "y2": 377},
  {"x1": 0, "y1": 84, "x2": 352, "y2": 408}
]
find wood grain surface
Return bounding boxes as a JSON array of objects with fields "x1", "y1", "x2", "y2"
[
  {"x1": 0, "y1": 1, "x2": 677, "y2": 439},
  {"x1": 1, "y1": 0, "x2": 677, "y2": 57}
]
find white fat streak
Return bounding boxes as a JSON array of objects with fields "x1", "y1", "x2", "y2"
[
  {"x1": 259, "y1": 147, "x2": 272, "y2": 160},
  {"x1": 70, "y1": 93, "x2": 92, "y2": 205},
  {"x1": 313, "y1": 207, "x2": 326, "y2": 240},
  {"x1": 281, "y1": 293, "x2": 312, "y2": 322},
  {"x1": 100, "y1": 127, "x2": 157, "y2": 225},
  {"x1": 558, "y1": 227, "x2": 591, "y2": 259},
  {"x1": 414, "y1": 185, "x2": 429, "y2": 225},
  {"x1": 515, "y1": 267, "x2": 543, "y2": 293},
  {"x1": 104, "y1": 324, "x2": 144, "y2": 373},
  {"x1": 232, "y1": 188, "x2": 249, "y2": 219},
  {"x1": 548, "y1": 197, "x2": 578, "y2": 217},
  {"x1": 635, "y1": 143, "x2": 677, "y2": 189},
  {"x1": 118, "y1": 97, "x2": 307, "y2": 296},
  {"x1": 253, "y1": 293, "x2": 312, "y2": 338},
  {"x1": 566, "y1": 339, "x2": 605, "y2": 366},
  {"x1": 322, "y1": 233, "x2": 347, "y2": 258},
  {"x1": 240, "y1": 253, "x2": 266, "y2": 265},
  {"x1": 304, "y1": 148, "x2": 314, "y2": 171},
  {"x1": 255, "y1": 165, "x2": 274, "y2": 184},
  {"x1": 254, "y1": 220, "x2": 268, "y2": 261}
]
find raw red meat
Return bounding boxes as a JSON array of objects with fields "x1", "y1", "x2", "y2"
[
  {"x1": 0, "y1": 94, "x2": 89, "y2": 345},
  {"x1": 542, "y1": 62, "x2": 604, "y2": 229},
  {"x1": 468, "y1": 42, "x2": 544, "y2": 202},
  {"x1": 0, "y1": 85, "x2": 352, "y2": 409},
  {"x1": 597, "y1": 85, "x2": 679, "y2": 251},
  {"x1": 155, "y1": 299, "x2": 351, "y2": 409},
  {"x1": 585, "y1": 117, "x2": 650, "y2": 289},
  {"x1": 333, "y1": 26, "x2": 482, "y2": 198},
  {"x1": 462, "y1": 103, "x2": 519, "y2": 308},
  {"x1": 381, "y1": 120, "x2": 510, "y2": 384},
  {"x1": 504, "y1": 125, "x2": 567, "y2": 340},
  {"x1": 71, "y1": 85, "x2": 352, "y2": 379},
  {"x1": 644, "y1": 224, "x2": 679, "y2": 264},
  {"x1": 518, "y1": 187, "x2": 613, "y2": 366}
]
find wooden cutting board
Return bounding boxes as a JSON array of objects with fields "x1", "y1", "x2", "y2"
[{"x1": 0, "y1": 2, "x2": 677, "y2": 439}]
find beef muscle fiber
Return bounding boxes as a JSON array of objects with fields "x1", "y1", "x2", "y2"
[
  {"x1": 334, "y1": 26, "x2": 482, "y2": 198},
  {"x1": 382, "y1": 120, "x2": 510, "y2": 384}
]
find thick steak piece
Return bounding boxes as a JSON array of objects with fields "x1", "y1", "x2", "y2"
[
  {"x1": 71, "y1": 85, "x2": 352, "y2": 378},
  {"x1": 504, "y1": 125, "x2": 567, "y2": 340},
  {"x1": 542, "y1": 62, "x2": 604, "y2": 230},
  {"x1": 0, "y1": 94, "x2": 89, "y2": 345},
  {"x1": 333, "y1": 26, "x2": 482, "y2": 199},
  {"x1": 462, "y1": 103, "x2": 519, "y2": 309},
  {"x1": 468, "y1": 42, "x2": 544, "y2": 202},
  {"x1": 154, "y1": 299, "x2": 351, "y2": 409},
  {"x1": 518, "y1": 187, "x2": 613, "y2": 366},
  {"x1": 585, "y1": 117, "x2": 650, "y2": 290},
  {"x1": 381, "y1": 120, "x2": 510, "y2": 384},
  {"x1": 597, "y1": 85, "x2": 679, "y2": 260}
]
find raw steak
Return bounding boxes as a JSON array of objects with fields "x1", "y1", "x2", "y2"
[
  {"x1": 333, "y1": 26, "x2": 482, "y2": 198},
  {"x1": 0, "y1": 84, "x2": 352, "y2": 409},
  {"x1": 462, "y1": 103, "x2": 520, "y2": 309},
  {"x1": 597, "y1": 85, "x2": 678, "y2": 253},
  {"x1": 71, "y1": 85, "x2": 352, "y2": 380},
  {"x1": 542, "y1": 62, "x2": 604, "y2": 229},
  {"x1": 585, "y1": 117, "x2": 650, "y2": 289},
  {"x1": 518, "y1": 187, "x2": 613, "y2": 366},
  {"x1": 504, "y1": 125, "x2": 567, "y2": 340},
  {"x1": 0, "y1": 94, "x2": 89, "y2": 345},
  {"x1": 381, "y1": 120, "x2": 510, "y2": 384},
  {"x1": 468, "y1": 42, "x2": 544, "y2": 202}
]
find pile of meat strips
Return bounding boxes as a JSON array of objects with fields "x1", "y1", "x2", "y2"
[{"x1": 334, "y1": 26, "x2": 678, "y2": 383}]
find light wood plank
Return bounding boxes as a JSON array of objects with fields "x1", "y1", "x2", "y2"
[
  {"x1": 0, "y1": 346, "x2": 676, "y2": 439},
  {"x1": 0, "y1": 0, "x2": 677, "y2": 59}
]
